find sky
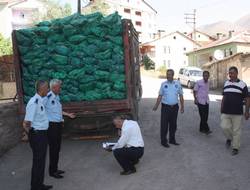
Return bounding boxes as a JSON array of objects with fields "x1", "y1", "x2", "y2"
[{"x1": 60, "y1": 0, "x2": 250, "y2": 32}]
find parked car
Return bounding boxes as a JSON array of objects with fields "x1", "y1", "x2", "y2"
[{"x1": 178, "y1": 67, "x2": 203, "y2": 88}]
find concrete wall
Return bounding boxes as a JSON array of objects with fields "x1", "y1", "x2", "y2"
[
  {"x1": 0, "y1": 102, "x2": 22, "y2": 157},
  {"x1": 203, "y1": 53, "x2": 250, "y2": 89}
]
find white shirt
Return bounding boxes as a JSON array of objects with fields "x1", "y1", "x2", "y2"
[
  {"x1": 43, "y1": 91, "x2": 63, "y2": 122},
  {"x1": 24, "y1": 93, "x2": 49, "y2": 130},
  {"x1": 112, "y1": 120, "x2": 144, "y2": 150}
]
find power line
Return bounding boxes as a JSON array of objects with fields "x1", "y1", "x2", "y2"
[{"x1": 184, "y1": 9, "x2": 196, "y2": 41}]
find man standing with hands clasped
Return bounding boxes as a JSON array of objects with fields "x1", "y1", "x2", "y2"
[
  {"x1": 43, "y1": 79, "x2": 76, "y2": 179},
  {"x1": 193, "y1": 71, "x2": 212, "y2": 135},
  {"x1": 153, "y1": 69, "x2": 184, "y2": 148}
]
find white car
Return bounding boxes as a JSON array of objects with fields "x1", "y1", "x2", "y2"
[{"x1": 178, "y1": 67, "x2": 203, "y2": 88}]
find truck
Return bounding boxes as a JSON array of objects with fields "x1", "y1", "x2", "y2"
[{"x1": 12, "y1": 13, "x2": 142, "y2": 136}]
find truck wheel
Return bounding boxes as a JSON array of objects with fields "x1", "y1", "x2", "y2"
[{"x1": 187, "y1": 81, "x2": 192, "y2": 89}]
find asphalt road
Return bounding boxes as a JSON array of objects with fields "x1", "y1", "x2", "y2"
[{"x1": 1, "y1": 76, "x2": 250, "y2": 190}]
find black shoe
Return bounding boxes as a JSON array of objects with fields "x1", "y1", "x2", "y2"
[
  {"x1": 50, "y1": 172, "x2": 64, "y2": 179},
  {"x1": 169, "y1": 141, "x2": 180, "y2": 146},
  {"x1": 232, "y1": 149, "x2": 238, "y2": 156},
  {"x1": 161, "y1": 143, "x2": 170, "y2": 148},
  {"x1": 226, "y1": 139, "x2": 231, "y2": 148},
  {"x1": 205, "y1": 130, "x2": 212, "y2": 135},
  {"x1": 56, "y1": 170, "x2": 65, "y2": 174},
  {"x1": 120, "y1": 169, "x2": 136, "y2": 175},
  {"x1": 132, "y1": 159, "x2": 140, "y2": 165},
  {"x1": 42, "y1": 184, "x2": 53, "y2": 190}
]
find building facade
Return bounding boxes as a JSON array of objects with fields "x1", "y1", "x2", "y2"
[
  {"x1": 0, "y1": 0, "x2": 44, "y2": 38},
  {"x1": 105, "y1": 0, "x2": 157, "y2": 43},
  {"x1": 140, "y1": 31, "x2": 201, "y2": 74},
  {"x1": 187, "y1": 31, "x2": 250, "y2": 68}
]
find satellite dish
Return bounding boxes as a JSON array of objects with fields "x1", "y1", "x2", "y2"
[{"x1": 213, "y1": 49, "x2": 224, "y2": 60}]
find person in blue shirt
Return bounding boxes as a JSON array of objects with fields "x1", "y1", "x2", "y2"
[
  {"x1": 43, "y1": 79, "x2": 75, "y2": 179},
  {"x1": 153, "y1": 69, "x2": 184, "y2": 148},
  {"x1": 23, "y1": 80, "x2": 53, "y2": 190}
]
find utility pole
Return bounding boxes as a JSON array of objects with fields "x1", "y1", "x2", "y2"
[
  {"x1": 184, "y1": 9, "x2": 196, "y2": 42},
  {"x1": 78, "y1": 0, "x2": 81, "y2": 14}
]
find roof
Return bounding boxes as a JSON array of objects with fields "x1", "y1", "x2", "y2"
[
  {"x1": 0, "y1": 0, "x2": 25, "y2": 6},
  {"x1": 187, "y1": 30, "x2": 216, "y2": 40},
  {"x1": 141, "y1": 31, "x2": 201, "y2": 47},
  {"x1": 142, "y1": 0, "x2": 157, "y2": 13},
  {"x1": 187, "y1": 31, "x2": 250, "y2": 54}
]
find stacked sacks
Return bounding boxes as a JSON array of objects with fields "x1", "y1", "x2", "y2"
[{"x1": 16, "y1": 12, "x2": 126, "y2": 103}]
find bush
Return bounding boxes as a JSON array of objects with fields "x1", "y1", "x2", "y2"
[
  {"x1": 157, "y1": 65, "x2": 167, "y2": 77},
  {"x1": 142, "y1": 55, "x2": 154, "y2": 70}
]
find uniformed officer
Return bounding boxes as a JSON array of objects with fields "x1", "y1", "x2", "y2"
[
  {"x1": 43, "y1": 79, "x2": 75, "y2": 179},
  {"x1": 23, "y1": 80, "x2": 53, "y2": 190},
  {"x1": 153, "y1": 69, "x2": 184, "y2": 148}
]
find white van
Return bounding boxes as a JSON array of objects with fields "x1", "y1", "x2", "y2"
[{"x1": 178, "y1": 67, "x2": 203, "y2": 88}]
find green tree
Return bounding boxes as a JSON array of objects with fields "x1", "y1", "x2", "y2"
[
  {"x1": 82, "y1": 0, "x2": 110, "y2": 15},
  {"x1": 0, "y1": 34, "x2": 12, "y2": 56},
  {"x1": 33, "y1": 0, "x2": 72, "y2": 23},
  {"x1": 142, "y1": 55, "x2": 155, "y2": 70}
]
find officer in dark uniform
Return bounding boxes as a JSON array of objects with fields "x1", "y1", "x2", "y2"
[
  {"x1": 153, "y1": 69, "x2": 184, "y2": 147},
  {"x1": 43, "y1": 79, "x2": 75, "y2": 179},
  {"x1": 23, "y1": 80, "x2": 52, "y2": 190}
]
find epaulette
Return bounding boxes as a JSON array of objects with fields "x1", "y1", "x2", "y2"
[
  {"x1": 35, "y1": 98, "x2": 38, "y2": 104},
  {"x1": 47, "y1": 93, "x2": 52, "y2": 98}
]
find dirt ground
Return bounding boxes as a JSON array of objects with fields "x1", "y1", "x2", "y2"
[{"x1": 1, "y1": 75, "x2": 250, "y2": 190}]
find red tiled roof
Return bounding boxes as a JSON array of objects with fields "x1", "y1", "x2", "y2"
[{"x1": 187, "y1": 31, "x2": 250, "y2": 54}]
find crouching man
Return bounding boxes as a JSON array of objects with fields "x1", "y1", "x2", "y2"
[{"x1": 111, "y1": 115, "x2": 144, "y2": 175}]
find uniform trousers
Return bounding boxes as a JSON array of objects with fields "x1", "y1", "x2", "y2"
[
  {"x1": 28, "y1": 129, "x2": 48, "y2": 190},
  {"x1": 113, "y1": 147, "x2": 144, "y2": 171},
  {"x1": 197, "y1": 103, "x2": 210, "y2": 132},
  {"x1": 161, "y1": 103, "x2": 179, "y2": 144},
  {"x1": 48, "y1": 122, "x2": 62, "y2": 175}
]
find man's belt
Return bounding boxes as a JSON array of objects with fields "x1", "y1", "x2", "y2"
[{"x1": 162, "y1": 103, "x2": 178, "y2": 108}]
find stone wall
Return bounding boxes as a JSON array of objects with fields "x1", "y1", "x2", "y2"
[{"x1": 0, "y1": 102, "x2": 22, "y2": 157}]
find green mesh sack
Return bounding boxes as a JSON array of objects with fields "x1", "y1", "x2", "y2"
[
  {"x1": 95, "y1": 70, "x2": 110, "y2": 80},
  {"x1": 16, "y1": 32, "x2": 32, "y2": 46},
  {"x1": 108, "y1": 91, "x2": 126, "y2": 99},
  {"x1": 51, "y1": 54, "x2": 68, "y2": 65},
  {"x1": 54, "y1": 45, "x2": 70, "y2": 56},
  {"x1": 68, "y1": 35, "x2": 86, "y2": 44},
  {"x1": 113, "y1": 82, "x2": 126, "y2": 91},
  {"x1": 79, "y1": 75, "x2": 95, "y2": 84},
  {"x1": 36, "y1": 21, "x2": 51, "y2": 27},
  {"x1": 91, "y1": 26, "x2": 106, "y2": 37},
  {"x1": 18, "y1": 46, "x2": 30, "y2": 55},
  {"x1": 70, "y1": 15, "x2": 87, "y2": 26},
  {"x1": 95, "y1": 49, "x2": 111, "y2": 60},
  {"x1": 82, "y1": 45, "x2": 98, "y2": 56},
  {"x1": 68, "y1": 68, "x2": 85, "y2": 79},
  {"x1": 96, "y1": 82, "x2": 111, "y2": 90},
  {"x1": 109, "y1": 73, "x2": 126, "y2": 82},
  {"x1": 79, "y1": 83, "x2": 96, "y2": 92},
  {"x1": 85, "y1": 90, "x2": 103, "y2": 100},
  {"x1": 63, "y1": 25, "x2": 78, "y2": 37},
  {"x1": 52, "y1": 71, "x2": 67, "y2": 79},
  {"x1": 47, "y1": 34, "x2": 65, "y2": 43}
]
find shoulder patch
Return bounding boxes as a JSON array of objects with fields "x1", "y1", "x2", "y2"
[
  {"x1": 35, "y1": 98, "x2": 38, "y2": 104},
  {"x1": 47, "y1": 93, "x2": 52, "y2": 98}
]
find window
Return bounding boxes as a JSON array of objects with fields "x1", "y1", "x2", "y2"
[
  {"x1": 179, "y1": 68, "x2": 184, "y2": 74},
  {"x1": 183, "y1": 47, "x2": 186, "y2": 51},
  {"x1": 198, "y1": 34, "x2": 201, "y2": 38},
  {"x1": 135, "y1": 11, "x2": 141, "y2": 16},
  {"x1": 163, "y1": 46, "x2": 167, "y2": 54},
  {"x1": 229, "y1": 48, "x2": 233, "y2": 55},
  {"x1": 173, "y1": 36, "x2": 176, "y2": 40},
  {"x1": 209, "y1": 56, "x2": 213, "y2": 62},
  {"x1": 168, "y1": 46, "x2": 171, "y2": 54},
  {"x1": 124, "y1": 8, "x2": 131, "y2": 13},
  {"x1": 163, "y1": 60, "x2": 166, "y2": 66},
  {"x1": 20, "y1": 12, "x2": 25, "y2": 18},
  {"x1": 135, "y1": 21, "x2": 141, "y2": 26},
  {"x1": 167, "y1": 60, "x2": 171, "y2": 68}
]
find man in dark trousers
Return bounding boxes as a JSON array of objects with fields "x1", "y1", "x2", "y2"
[
  {"x1": 153, "y1": 69, "x2": 184, "y2": 147},
  {"x1": 193, "y1": 71, "x2": 212, "y2": 135},
  {"x1": 23, "y1": 80, "x2": 52, "y2": 190},
  {"x1": 110, "y1": 115, "x2": 144, "y2": 175},
  {"x1": 43, "y1": 79, "x2": 75, "y2": 179}
]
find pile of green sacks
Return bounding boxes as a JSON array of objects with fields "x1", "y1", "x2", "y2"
[{"x1": 16, "y1": 12, "x2": 126, "y2": 103}]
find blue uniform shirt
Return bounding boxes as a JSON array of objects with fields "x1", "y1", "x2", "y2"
[
  {"x1": 159, "y1": 80, "x2": 183, "y2": 105},
  {"x1": 43, "y1": 91, "x2": 63, "y2": 122},
  {"x1": 24, "y1": 93, "x2": 49, "y2": 130}
]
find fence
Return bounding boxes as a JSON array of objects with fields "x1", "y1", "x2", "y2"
[{"x1": 0, "y1": 55, "x2": 17, "y2": 102}]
